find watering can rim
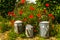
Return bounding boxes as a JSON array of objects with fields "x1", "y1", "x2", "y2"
[
  {"x1": 14, "y1": 20, "x2": 22, "y2": 23},
  {"x1": 40, "y1": 21, "x2": 49, "y2": 23}
]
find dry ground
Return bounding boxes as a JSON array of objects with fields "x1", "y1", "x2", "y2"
[{"x1": 0, "y1": 31, "x2": 57, "y2": 40}]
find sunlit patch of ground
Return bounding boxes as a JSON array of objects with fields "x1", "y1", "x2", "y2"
[{"x1": 0, "y1": 30, "x2": 58, "y2": 40}]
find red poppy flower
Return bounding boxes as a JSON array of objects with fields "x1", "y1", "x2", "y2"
[
  {"x1": 11, "y1": 11, "x2": 16, "y2": 17},
  {"x1": 21, "y1": 0, "x2": 26, "y2": 4},
  {"x1": 8, "y1": 11, "x2": 14, "y2": 16},
  {"x1": 37, "y1": 13, "x2": 41, "y2": 18},
  {"x1": 48, "y1": 14, "x2": 55, "y2": 20},
  {"x1": 30, "y1": 6, "x2": 35, "y2": 10},
  {"x1": 29, "y1": 14, "x2": 34, "y2": 19},
  {"x1": 45, "y1": 3, "x2": 50, "y2": 7},
  {"x1": 52, "y1": 16, "x2": 55, "y2": 20},
  {"x1": 8, "y1": 12, "x2": 11, "y2": 16},
  {"x1": 11, "y1": 11, "x2": 14, "y2": 14},
  {"x1": 12, "y1": 13, "x2": 16, "y2": 17},
  {"x1": 48, "y1": 14, "x2": 53, "y2": 17},
  {"x1": 19, "y1": 10, "x2": 23, "y2": 15}
]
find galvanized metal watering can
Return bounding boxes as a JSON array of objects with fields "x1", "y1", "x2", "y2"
[
  {"x1": 39, "y1": 21, "x2": 49, "y2": 37},
  {"x1": 14, "y1": 20, "x2": 23, "y2": 34},
  {"x1": 25, "y1": 24, "x2": 33, "y2": 37}
]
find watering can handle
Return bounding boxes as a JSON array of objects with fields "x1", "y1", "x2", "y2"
[{"x1": 27, "y1": 30, "x2": 30, "y2": 36}]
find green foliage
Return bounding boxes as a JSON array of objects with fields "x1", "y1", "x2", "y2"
[
  {"x1": 19, "y1": 32, "x2": 26, "y2": 38},
  {"x1": 0, "y1": 17, "x2": 11, "y2": 33},
  {"x1": 49, "y1": 24, "x2": 60, "y2": 37},
  {"x1": 8, "y1": 30, "x2": 18, "y2": 40},
  {"x1": 55, "y1": 9, "x2": 60, "y2": 23},
  {"x1": 0, "y1": 22, "x2": 11, "y2": 33},
  {"x1": 41, "y1": 15, "x2": 48, "y2": 21},
  {"x1": 8, "y1": 29, "x2": 26, "y2": 40},
  {"x1": 55, "y1": 24, "x2": 60, "y2": 38},
  {"x1": 0, "y1": 0, "x2": 16, "y2": 18}
]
